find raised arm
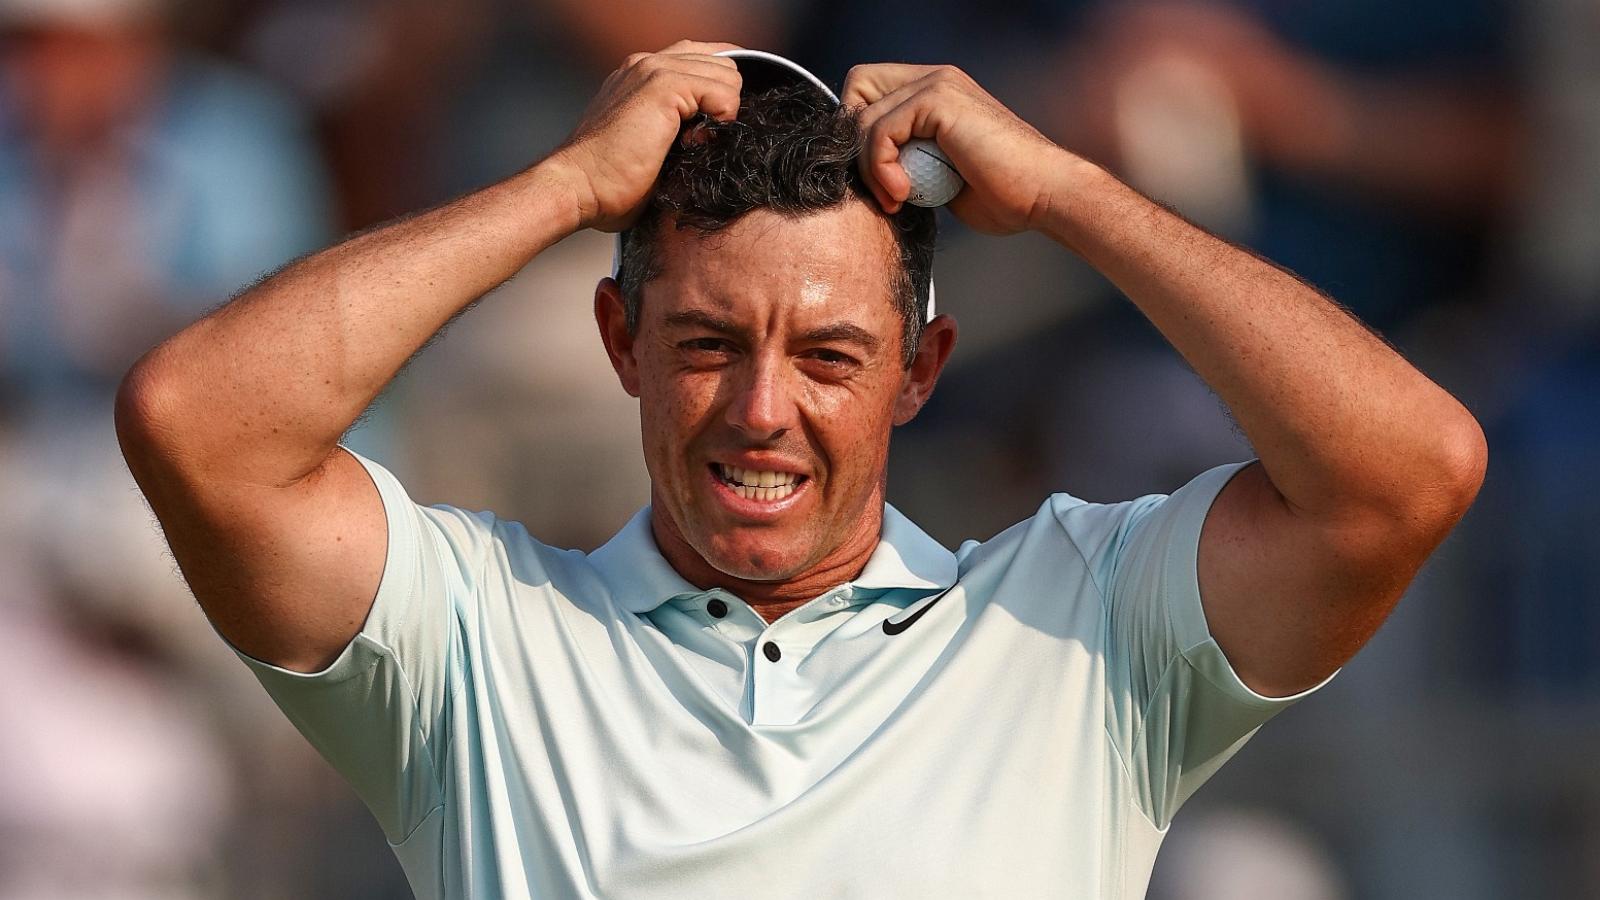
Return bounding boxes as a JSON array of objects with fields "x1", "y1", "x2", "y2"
[
  {"x1": 844, "y1": 63, "x2": 1487, "y2": 698},
  {"x1": 115, "y1": 41, "x2": 743, "y2": 673}
]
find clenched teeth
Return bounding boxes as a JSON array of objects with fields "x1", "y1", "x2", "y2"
[{"x1": 715, "y1": 464, "x2": 805, "y2": 502}]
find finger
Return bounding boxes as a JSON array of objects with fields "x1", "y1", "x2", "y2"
[
  {"x1": 644, "y1": 55, "x2": 745, "y2": 86},
  {"x1": 626, "y1": 59, "x2": 744, "y2": 121},
  {"x1": 862, "y1": 106, "x2": 915, "y2": 212},
  {"x1": 858, "y1": 86, "x2": 948, "y2": 212},
  {"x1": 661, "y1": 71, "x2": 744, "y2": 122},
  {"x1": 841, "y1": 62, "x2": 942, "y2": 108},
  {"x1": 662, "y1": 52, "x2": 740, "y2": 72},
  {"x1": 657, "y1": 39, "x2": 745, "y2": 57},
  {"x1": 855, "y1": 72, "x2": 942, "y2": 139},
  {"x1": 625, "y1": 53, "x2": 742, "y2": 85}
]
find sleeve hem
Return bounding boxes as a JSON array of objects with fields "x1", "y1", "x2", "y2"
[
  {"x1": 1160, "y1": 460, "x2": 1257, "y2": 650},
  {"x1": 1181, "y1": 638, "x2": 1341, "y2": 710},
  {"x1": 222, "y1": 444, "x2": 410, "y2": 685},
  {"x1": 1164, "y1": 459, "x2": 1340, "y2": 709}
]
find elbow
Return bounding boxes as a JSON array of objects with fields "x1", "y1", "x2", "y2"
[
  {"x1": 1433, "y1": 409, "x2": 1489, "y2": 521},
  {"x1": 114, "y1": 349, "x2": 187, "y2": 471},
  {"x1": 1393, "y1": 406, "x2": 1488, "y2": 543}
]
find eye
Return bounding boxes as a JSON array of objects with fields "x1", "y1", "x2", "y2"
[
  {"x1": 803, "y1": 348, "x2": 860, "y2": 371},
  {"x1": 682, "y1": 338, "x2": 730, "y2": 352},
  {"x1": 677, "y1": 337, "x2": 737, "y2": 365}
]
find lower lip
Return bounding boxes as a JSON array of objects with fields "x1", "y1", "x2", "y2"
[{"x1": 705, "y1": 465, "x2": 812, "y2": 521}]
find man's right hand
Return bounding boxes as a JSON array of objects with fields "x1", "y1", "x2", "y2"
[
  {"x1": 551, "y1": 40, "x2": 744, "y2": 233},
  {"x1": 115, "y1": 46, "x2": 747, "y2": 675}
]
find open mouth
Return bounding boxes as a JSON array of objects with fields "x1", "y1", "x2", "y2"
[{"x1": 710, "y1": 463, "x2": 809, "y2": 502}]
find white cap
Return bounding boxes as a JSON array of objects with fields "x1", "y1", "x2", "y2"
[{"x1": 612, "y1": 48, "x2": 937, "y2": 321}]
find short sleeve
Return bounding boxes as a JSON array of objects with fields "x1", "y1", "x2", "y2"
[
  {"x1": 1051, "y1": 461, "x2": 1337, "y2": 829},
  {"x1": 220, "y1": 446, "x2": 489, "y2": 843}
]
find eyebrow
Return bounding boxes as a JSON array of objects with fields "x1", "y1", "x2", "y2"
[
  {"x1": 796, "y1": 322, "x2": 882, "y2": 353},
  {"x1": 662, "y1": 309, "x2": 742, "y2": 335},
  {"x1": 661, "y1": 310, "x2": 883, "y2": 353}
]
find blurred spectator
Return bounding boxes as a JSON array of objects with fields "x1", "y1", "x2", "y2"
[
  {"x1": 0, "y1": 1, "x2": 354, "y2": 896},
  {"x1": 0, "y1": 594, "x2": 233, "y2": 898},
  {"x1": 0, "y1": 0, "x2": 339, "y2": 655},
  {"x1": 0, "y1": 0, "x2": 332, "y2": 413},
  {"x1": 1057, "y1": 0, "x2": 1522, "y2": 332},
  {"x1": 233, "y1": 0, "x2": 493, "y2": 226},
  {"x1": 0, "y1": 0, "x2": 1590, "y2": 895}
]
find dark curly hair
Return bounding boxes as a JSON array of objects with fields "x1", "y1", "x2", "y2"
[{"x1": 617, "y1": 82, "x2": 937, "y2": 368}]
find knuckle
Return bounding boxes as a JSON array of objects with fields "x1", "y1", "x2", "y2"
[{"x1": 624, "y1": 52, "x2": 649, "y2": 68}]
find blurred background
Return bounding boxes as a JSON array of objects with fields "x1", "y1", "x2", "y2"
[{"x1": 0, "y1": 0, "x2": 1595, "y2": 896}]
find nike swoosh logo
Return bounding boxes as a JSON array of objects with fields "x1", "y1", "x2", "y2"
[{"x1": 882, "y1": 587, "x2": 956, "y2": 635}]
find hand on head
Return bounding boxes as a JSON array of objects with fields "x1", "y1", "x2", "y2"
[
  {"x1": 552, "y1": 40, "x2": 745, "y2": 233},
  {"x1": 842, "y1": 63, "x2": 1077, "y2": 235}
]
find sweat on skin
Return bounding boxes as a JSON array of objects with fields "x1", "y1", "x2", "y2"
[
  {"x1": 111, "y1": 39, "x2": 1486, "y2": 899},
  {"x1": 596, "y1": 200, "x2": 956, "y2": 624}
]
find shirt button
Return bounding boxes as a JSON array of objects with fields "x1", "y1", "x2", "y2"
[
  {"x1": 762, "y1": 641, "x2": 781, "y2": 662},
  {"x1": 706, "y1": 598, "x2": 728, "y2": 618}
]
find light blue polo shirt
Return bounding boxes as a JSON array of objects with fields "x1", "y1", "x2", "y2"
[{"x1": 226, "y1": 448, "x2": 1332, "y2": 899}]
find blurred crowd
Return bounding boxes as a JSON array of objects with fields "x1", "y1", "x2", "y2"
[{"x1": 0, "y1": 0, "x2": 1595, "y2": 896}]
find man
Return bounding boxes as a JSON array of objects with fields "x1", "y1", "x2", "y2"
[{"x1": 115, "y1": 41, "x2": 1486, "y2": 898}]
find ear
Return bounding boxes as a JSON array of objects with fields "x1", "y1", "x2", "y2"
[
  {"x1": 893, "y1": 313, "x2": 958, "y2": 425},
  {"x1": 594, "y1": 277, "x2": 641, "y2": 398}
]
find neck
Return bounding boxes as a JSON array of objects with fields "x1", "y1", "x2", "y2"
[{"x1": 649, "y1": 489, "x2": 886, "y2": 621}]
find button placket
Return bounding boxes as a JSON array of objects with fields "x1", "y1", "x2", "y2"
[{"x1": 746, "y1": 586, "x2": 860, "y2": 725}]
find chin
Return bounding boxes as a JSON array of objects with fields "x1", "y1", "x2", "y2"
[{"x1": 699, "y1": 528, "x2": 810, "y2": 583}]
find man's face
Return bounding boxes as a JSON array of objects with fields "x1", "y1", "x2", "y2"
[{"x1": 605, "y1": 201, "x2": 929, "y2": 584}]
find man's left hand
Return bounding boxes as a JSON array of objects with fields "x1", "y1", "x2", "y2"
[{"x1": 842, "y1": 64, "x2": 1080, "y2": 235}]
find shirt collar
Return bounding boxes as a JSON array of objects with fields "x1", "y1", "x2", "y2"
[{"x1": 589, "y1": 503, "x2": 958, "y2": 614}]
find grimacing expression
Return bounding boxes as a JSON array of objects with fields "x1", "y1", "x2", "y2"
[{"x1": 600, "y1": 201, "x2": 946, "y2": 583}]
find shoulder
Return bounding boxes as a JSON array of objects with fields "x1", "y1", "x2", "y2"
[
  {"x1": 353, "y1": 449, "x2": 591, "y2": 596},
  {"x1": 955, "y1": 462, "x2": 1253, "y2": 599}
]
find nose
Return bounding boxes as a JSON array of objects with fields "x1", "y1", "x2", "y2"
[{"x1": 724, "y1": 355, "x2": 796, "y2": 441}]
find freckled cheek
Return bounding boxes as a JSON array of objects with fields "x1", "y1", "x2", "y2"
[
  {"x1": 797, "y1": 380, "x2": 899, "y2": 485},
  {"x1": 640, "y1": 374, "x2": 723, "y2": 469}
]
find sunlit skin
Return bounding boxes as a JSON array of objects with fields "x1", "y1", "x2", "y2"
[{"x1": 595, "y1": 200, "x2": 958, "y2": 622}]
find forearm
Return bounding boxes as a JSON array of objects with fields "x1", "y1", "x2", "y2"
[
  {"x1": 1039, "y1": 159, "x2": 1484, "y2": 521},
  {"x1": 118, "y1": 157, "x2": 583, "y2": 487}
]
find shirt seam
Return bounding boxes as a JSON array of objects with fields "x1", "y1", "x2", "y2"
[
  {"x1": 1177, "y1": 637, "x2": 1312, "y2": 710},
  {"x1": 1050, "y1": 505, "x2": 1159, "y2": 831},
  {"x1": 361, "y1": 632, "x2": 449, "y2": 838},
  {"x1": 1121, "y1": 654, "x2": 1180, "y2": 832},
  {"x1": 372, "y1": 504, "x2": 466, "y2": 836},
  {"x1": 388, "y1": 801, "x2": 446, "y2": 847}
]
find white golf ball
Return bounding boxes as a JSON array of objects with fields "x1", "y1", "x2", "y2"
[{"x1": 901, "y1": 138, "x2": 964, "y2": 207}]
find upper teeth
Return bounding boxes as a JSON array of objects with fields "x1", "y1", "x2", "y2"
[{"x1": 718, "y1": 465, "x2": 800, "y2": 487}]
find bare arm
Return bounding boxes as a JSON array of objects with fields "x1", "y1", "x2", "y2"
[
  {"x1": 845, "y1": 64, "x2": 1487, "y2": 698},
  {"x1": 116, "y1": 41, "x2": 743, "y2": 673},
  {"x1": 1036, "y1": 162, "x2": 1486, "y2": 695}
]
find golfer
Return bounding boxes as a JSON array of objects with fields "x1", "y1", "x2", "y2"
[{"x1": 116, "y1": 41, "x2": 1486, "y2": 899}]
